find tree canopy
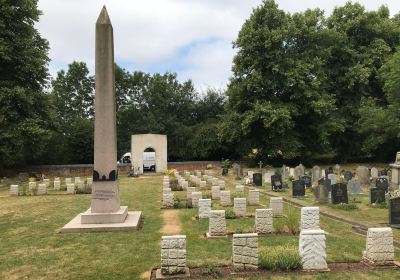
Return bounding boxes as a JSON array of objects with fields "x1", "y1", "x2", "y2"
[{"x1": 220, "y1": 0, "x2": 400, "y2": 165}]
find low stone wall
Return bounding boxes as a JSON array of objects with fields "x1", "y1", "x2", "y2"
[
  {"x1": 168, "y1": 161, "x2": 220, "y2": 172},
  {"x1": 24, "y1": 164, "x2": 131, "y2": 177}
]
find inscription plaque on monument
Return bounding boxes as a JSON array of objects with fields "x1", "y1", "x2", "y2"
[{"x1": 331, "y1": 183, "x2": 348, "y2": 204}]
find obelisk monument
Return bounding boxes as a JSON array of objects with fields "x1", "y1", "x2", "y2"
[
  {"x1": 90, "y1": 5, "x2": 121, "y2": 214},
  {"x1": 61, "y1": 6, "x2": 142, "y2": 232}
]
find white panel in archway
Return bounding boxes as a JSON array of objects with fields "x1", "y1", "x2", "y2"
[{"x1": 131, "y1": 134, "x2": 167, "y2": 174}]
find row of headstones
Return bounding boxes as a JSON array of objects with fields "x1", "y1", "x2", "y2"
[
  {"x1": 257, "y1": 164, "x2": 388, "y2": 186},
  {"x1": 159, "y1": 219, "x2": 394, "y2": 275},
  {"x1": 314, "y1": 176, "x2": 390, "y2": 205},
  {"x1": 9, "y1": 176, "x2": 93, "y2": 196}
]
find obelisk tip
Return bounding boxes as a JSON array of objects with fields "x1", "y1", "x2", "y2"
[{"x1": 96, "y1": 5, "x2": 111, "y2": 25}]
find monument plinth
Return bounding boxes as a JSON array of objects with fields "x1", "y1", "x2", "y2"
[{"x1": 61, "y1": 6, "x2": 142, "y2": 233}]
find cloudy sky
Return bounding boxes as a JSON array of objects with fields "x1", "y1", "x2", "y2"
[{"x1": 37, "y1": 0, "x2": 400, "y2": 90}]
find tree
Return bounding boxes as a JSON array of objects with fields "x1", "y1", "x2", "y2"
[
  {"x1": 49, "y1": 61, "x2": 94, "y2": 164},
  {"x1": 221, "y1": 0, "x2": 400, "y2": 165},
  {"x1": 220, "y1": 0, "x2": 340, "y2": 165},
  {"x1": 325, "y1": 2, "x2": 400, "y2": 161},
  {"x1": 358, "y1": 49, "x2": 400, "y2": 159},
  {"x1": 52, "y1": 61, "x2": 94, "y2": 124},
  {"x1": 0, "y1": 0, "x2": 52, "y2": 168}
]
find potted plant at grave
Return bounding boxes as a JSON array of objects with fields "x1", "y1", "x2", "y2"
[{"x1": 221, "y1": 159, "x2": 231, "y2": 176}]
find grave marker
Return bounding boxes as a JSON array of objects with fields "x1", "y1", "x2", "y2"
[
  {"x1": 331, "y1": 183, "x2": 348, "y2": 204},
  {"x1": 311, "y1": 166, "x2": 321, "y2": 181},
  {"x1": 389, "y1": 197, "x2": 400, "y2": 228},
  {"x1": 292, "y1": 180, "x2": 305, "y2": 197},
  {"x1": 253, "y1": 173, "x2": 262, "y2": 186},
  {"x1": 347, "y1": 179, "x2": 362, "y2": 195},
  {"x1": 376, "y1": 177, "x2": 389, "y2": 191},
  {"x1": 370, "y1": 188, "x2": 386, "y2": 204},
  {"x1": 220, "y1": 190, "x2": 231, "y2": 206},
  {"x1": 343, "y1": 171, "x2": 353, "y2": 181},
  {"x1": 271, "y1": 175, "x2": 282, "y2": 191},
  {"x1": 300, "y1": 175, "x2": 312, "y2": 188}
]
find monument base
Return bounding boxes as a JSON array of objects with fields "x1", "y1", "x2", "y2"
[
  {"x1": 81, "y1": 206, "x2": 128, "y2": 224},
  {"x1": 60, "y1": 211, "x2": 142, "y2": 233}
]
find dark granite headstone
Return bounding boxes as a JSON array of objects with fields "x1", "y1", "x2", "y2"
[
  {"x1": 376, "y1": 177, "x2": 389, "y2": 191},
  {"x1": 292, "y1": 180, "x2": 306, "y2": 197},
  {"x1": 253, "y1": 173, "x2": 262, "y2": 187},
  {"x1": 389, "y1": 197, "x2": 400, "y2": 228},
  {"x1": 344, "y1": 171, "x2": 353, "y2": 181},
  {"x1": 222, "y1": 167, "x2": 228, "y2": 176},
  {"x1": 370, "y1": 188, "x2": 386, "y2": 204},
  {"x1": 271, "y1": 174, "x2": 282, "y2": 191},
  {"x1": 300, "y1": 175, "x2": 312, "y2": 188},
  {"x1": 331, "y1": 183, "x2": 348, "y2": 204}
]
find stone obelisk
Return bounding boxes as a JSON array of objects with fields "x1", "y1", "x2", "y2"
[
  {"x1": 90, "y1": 5, "x2": 121, "y2": 214},
  {"x1": 61, "y1": 6, "x2": 142, "y2": 232}
]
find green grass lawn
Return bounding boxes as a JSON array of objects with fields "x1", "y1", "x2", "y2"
[{"x1": 0, "y1": 173, "x2": 400, "y2": 279}]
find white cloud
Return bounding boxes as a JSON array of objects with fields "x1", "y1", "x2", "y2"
[{"x1": 36, "y1": 0, "x2": 400, "y2": 89}]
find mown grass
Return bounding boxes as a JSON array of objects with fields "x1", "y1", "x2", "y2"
[{"x1": 0, "y1": 172, "x2": 399, "y2": 279}]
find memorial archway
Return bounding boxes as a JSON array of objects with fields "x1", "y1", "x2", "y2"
[{"x1": 131, "y1": 134, "x2": 167, "y2": 174}]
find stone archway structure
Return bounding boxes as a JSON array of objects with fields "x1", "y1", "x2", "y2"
[{"x1": 131, "y1": 134, "x2": 167, "y2": 174}]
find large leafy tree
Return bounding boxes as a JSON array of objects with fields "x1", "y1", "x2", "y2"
[
  {"x1": 358, "y1": 49, "x2": 400, "y2": 159},
  {"x1": 50, "y1": 61, "x2": 94, "y2": 163},
  {"x1": 0, "y1": 0, "x2": 52, "y2": 168},
  {"x1": 325, "y1": 3, "x2": 400, "y2": 161},
  {"x1": 220, "y1": 0, "x2": 340, "y2": 165},
  {"x1": 221, "y1": 0, "x2": 400, "y2": 164}
]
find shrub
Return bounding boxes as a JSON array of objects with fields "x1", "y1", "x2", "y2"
[
  {"x1": 202, "y1": 192, "x2": 211, "y2": 199},
  {"x1": 259, "y1": 245, "x2": 302, "y2": 271},
  {"x1": 286, "y1": 208, "x2": 299, "y2": 235},
  {"x1": 75, "y1": 186, "x2": 92, "y2": 194},
  {"x1": 170, "y1": 178, "x2": 182, "y2": 191},
  {"x1": 173, "y1": 197, "x2": 182, "y2": 208},
  {"x1": 206, "y1": 164, "x2": 213, "y2": 170},
  {"x1": 225, "y1": 208, "x2": 236, "y2": 219}
]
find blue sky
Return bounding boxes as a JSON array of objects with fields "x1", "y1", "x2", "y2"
[{"x1": 37, "y1": 0, "x2": 400, "y2": 90}]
